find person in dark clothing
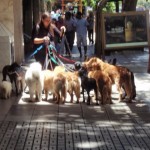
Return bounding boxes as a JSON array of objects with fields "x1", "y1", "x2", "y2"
[
  {"x1": 64, "y1": 12, "x2": 76, "y2": 56},
  {"x1": 32, "y1": 12, "x2": 65, "y2": 68},
  {"x1": 87, "y1": 11, "x2": 94, "y2": 45},
  {"x1": 32, "y1": 12, "x2": 52, "y2": 67}
]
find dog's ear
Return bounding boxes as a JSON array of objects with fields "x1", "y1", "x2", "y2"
[{"x1": 112, "y1": 58, "x2": 117, "y2": 65}]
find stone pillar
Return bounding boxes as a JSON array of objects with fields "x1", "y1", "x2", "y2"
[
  {"x1": 13, "y1": 0, "x2": 24, "y2": 63},
  {"x1": 33, "y1": 0, "x2": 40, "y2": 26},
  {"x1": 23, "y1": 0, "x2": 33, "y2": 37}
]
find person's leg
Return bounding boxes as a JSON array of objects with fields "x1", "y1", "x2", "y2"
[
  {"x1": 77, "y1": 35, "x2": 82, "y2": 58},
  {"x1": 91, "y1": 29, "x2": 94, "y2": 44},
  {"x1": 70, "y1": 31, "x2": 75, "y2": 51},
  {"x1": 82, "y1": 35, "x2": 87, "y2": 57},
  {"x1": 88, "y1": 30, "x2": 91, "y2": 44}
]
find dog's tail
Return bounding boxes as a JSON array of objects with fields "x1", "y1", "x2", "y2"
[
  {"x1": 72, "y1": 78, "x2": 80, "y2": 99},
  {"x1": 131, "y1": 71, "x2": 136, "y2": 99}
]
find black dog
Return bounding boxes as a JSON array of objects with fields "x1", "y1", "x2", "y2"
[
  {"x1": 78, "y1": 66, "x2": 98, "y2": 105},
  {"x1": 2, "y1": 62, "x2": 25, "y2": 96}
]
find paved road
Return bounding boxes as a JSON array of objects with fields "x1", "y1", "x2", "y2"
[{"x1": 0, "y1": 45, "x2": 150, "y2": 149}]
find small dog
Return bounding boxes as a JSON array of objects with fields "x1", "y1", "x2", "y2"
[
  {"x1": 54, "y1": 66, "x2": 66, "y2": 73},
  {"x1": 53, "y1": 72, "x2": 67, "y2": 104},
  {"x1": 0, "y1": 81, "x2": 12, "y2": 99},
  {"x1": 25, "y1": 62, "x2": 44, "y2": 102},
  {"x1": 64, "y1": 72, "x2": 80, "y2": 103},
  {"x1": 43, "y1": 70, "x2": 67, "y2": 104},
  {"x1": 43, "y1": 70, "x2": 55, "y2": 101},
  {"x1": 88, "y1": 70, "x2": 112, "y2": 105},
  {"x1": 78, "y1": 66, "x2": 98, "y2": 105},
  {"x1": 2, "y1": 62, "x2": 25, "y2": 96}
]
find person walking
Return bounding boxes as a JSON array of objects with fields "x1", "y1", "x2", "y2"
[
  {"x1": 87, "y1": 11, "x2": 94, "y2": 45},
  {"x1": 75, "y1": 11, "x2": 89, "y2": 58},
  {"x1": 64, "y1": 11, "x2": 76, "y2": 56}
]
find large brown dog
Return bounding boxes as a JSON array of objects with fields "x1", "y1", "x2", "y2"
[
  {"x1": 83, "y1": 57, "x2": 135, "y2": 102},
  {"x1": 88, "y1": 70, "x2": 112, "y2": 104}
]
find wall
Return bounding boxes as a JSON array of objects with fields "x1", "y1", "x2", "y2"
[{"x1": 0, "y1": 0, "x2": 14, "y2": 36}]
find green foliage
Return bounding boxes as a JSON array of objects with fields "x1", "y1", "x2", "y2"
[
  {"x1": 137, "y1": 0, "x2": 150, "y2": 9},
  {"x1": 103, "y1": 2, "x2": 115, "y2": 12},
  {"x1": 83, "y1": 0, "x2": 115, "y2": 12}
]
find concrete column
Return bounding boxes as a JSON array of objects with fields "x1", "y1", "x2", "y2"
[
  {"x1": 13, "y1": 0, "x2": 24, "y2": 63},
  {"x1": 33, "y1": 0, "x2": 40, "y2": 26}
]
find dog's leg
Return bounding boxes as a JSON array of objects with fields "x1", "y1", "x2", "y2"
[
  {"x1": 69, "y1": 91, "x2": 73, "y2": 103},
  {"x1": 115, "y1": 80, "x2": 123, "y2": 102},
  {"x1": 45, "y1": 90, "x2": 49, "y2": 101},
  {"x1": 87, "y1": 91, "x2": 91, "y2": 105},
  {"x1": 74, "y1": 88, "x2": 80, "y2": 104},
  {"x1": 94, "y1": 87, "x2": 99, "y2": 105},
  {"x1": 14, "y1": 79, "x2": 19, "y2": 96},
  {"x1": 29, "y1": 88, "x2": 34, "y2": 102},
  {"x1": 82, "y1": 87, "x2": 85, "y2": 103}
]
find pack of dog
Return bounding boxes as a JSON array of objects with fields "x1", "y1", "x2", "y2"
[
  {"x1": 2, "y1": 56, "x2": 135, "y2": 105},
  {"x1": 83, "y1": 57, "x2": 136, "y2": 103}
]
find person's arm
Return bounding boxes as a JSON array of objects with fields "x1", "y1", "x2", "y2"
[
  {"x1": 32, "y1": 24, "x2": 50, "y2": 45},
  {"x1": 34, "y1": 38, "x2": 44, "y2": 44},
  {"x1": 51, "y1": 23, "x2": 66, "y2": 37},
  {"x1": 34, "y1": 36, "x2": 50, "y2": 45}
]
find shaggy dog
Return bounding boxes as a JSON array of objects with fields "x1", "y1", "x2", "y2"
[
  {"x1": 64, "y1": 72, "x2": 80, "y2": 103},
  {"x1": 83, "y1": 57, "x2": 134, "y2": 103},
  {"x1": 25, "y1": 62, "x2": 44, "y2": 102},
  {"x1": 43, "y1": 70, "x2": 67, "y2": 104},
  {"x1": 42, "y1": 70, "x2": 55, "y2": 101},
  {"x1": 88, "y1": 70, "x2": 112, "y2": 105},
  {"x1": 53, "y1": 72, "x2": 67, "y2": 104},
  {"x1": 54, "y1": 66, "x2": 66, "y2": 73},
  {"x1": 2, "y1": 62, "x2": 25, "y2": 96},
  {"x1": 0, "y1": 81, "x2": 12, "y2": 99},
  {"x1": 78, "y1": 66, "x2": 98, "y2": 105}
]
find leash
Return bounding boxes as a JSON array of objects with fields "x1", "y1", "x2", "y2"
[
  {"x1": 26, "y1": 44, "x2": 44, "y2": 61},
  {"x1": 49, "y1": 45, "x2": 75, "y2": 63}
]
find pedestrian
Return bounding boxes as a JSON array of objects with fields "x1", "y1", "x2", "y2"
[
  {"x1": 75, "y1": 11, "x2": 89, "y2": 58},
  {"x1": 64, "y1": 11, "x2": 76, "y2": 56},
  {"x1": 87, "y1": 11, "x2": 94, "y2": 45}
]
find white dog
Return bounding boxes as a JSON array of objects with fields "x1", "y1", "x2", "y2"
[
  {"x1": 25, "y1": 62, "x2": 44, "y2": 102},
  {"x1": 0, "y1": 81, "x2": 12, "y2": 99}
]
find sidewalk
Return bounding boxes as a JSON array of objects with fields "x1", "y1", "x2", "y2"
[{"x1": 0, "y1": 45, "x2": 150, "y2": 149}]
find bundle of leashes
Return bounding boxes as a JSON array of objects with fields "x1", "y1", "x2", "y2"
[
  {"x1": 27, "y1": 44, "x2": 76, "y2": 72},
  {"x1": 47, "y1": 44, "x2": 75, "y2": 71}
]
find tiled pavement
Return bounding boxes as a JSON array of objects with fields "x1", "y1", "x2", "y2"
[{"x1": 0, "y1": 45, "x2": 150, "y2": 149}]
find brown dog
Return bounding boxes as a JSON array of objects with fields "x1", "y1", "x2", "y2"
[
  {"x1": 54, "y1": 66, "x2": 66, "y2": 73},
  {"x1": 42, "y1": 70, "x2": 55, "y2": 101},
  {"x1": 88, "y1": 70, "x2": 112, "y2": 104},
  {"x1": 53, "y1": 72, "x2": 67, "y2": 104},
  {"x1": 43, "y1": 70, "x2": 67, "y2": 104},
  {"x1": 83, "y1": 57, "x2": 134, "y2": 103},
  {"x1": 64, "y1": 72, "x2": 80, "y2": 103}
]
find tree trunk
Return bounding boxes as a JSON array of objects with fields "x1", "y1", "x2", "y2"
[
  {"x1": 122, "y1": 0, "x2": 138, "y2": 11},
  {"x1": 95, "y1": 0, "x2": 108, "y2": 59}
]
